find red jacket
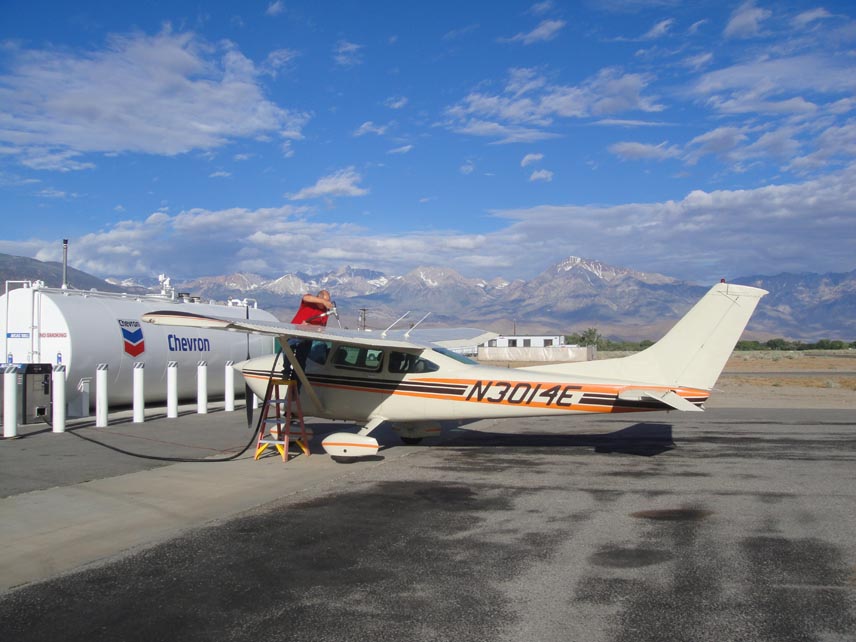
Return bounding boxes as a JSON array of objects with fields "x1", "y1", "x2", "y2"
[{"x1": 291, "y1": 300, "x2": 329, "y2": 326}]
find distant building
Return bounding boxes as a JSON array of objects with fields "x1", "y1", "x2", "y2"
[
  {"x1": 487, "y1": 335, "x2": 567, "y2": 349},
  {"x1": 479, "y1": 335, "x2": 595, "y2": 362}
]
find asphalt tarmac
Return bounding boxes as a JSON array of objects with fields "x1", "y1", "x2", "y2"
[{"x1": 1, "y1": 405, "x2": 855, "y2": 642}]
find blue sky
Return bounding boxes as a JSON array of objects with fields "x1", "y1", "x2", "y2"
[{"x1": 1, "y1": 0, "x2": 855, "y2": 284}]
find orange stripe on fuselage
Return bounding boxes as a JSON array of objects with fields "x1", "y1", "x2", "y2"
[{"x1": 240, "y1": 372, "x2": 708, "y2": 414}]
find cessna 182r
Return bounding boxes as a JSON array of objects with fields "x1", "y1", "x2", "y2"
[{"x1": 141, "y1": 281, "x2": 767, "y2": 461}]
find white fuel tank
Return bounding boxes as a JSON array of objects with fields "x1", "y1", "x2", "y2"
[{"x1": 1, "y1": 282, "x2": 277, "y2": 414}]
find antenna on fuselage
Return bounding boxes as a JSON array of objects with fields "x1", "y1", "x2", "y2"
[
  {"x1": 382, "y1": 311, "x2": 410, "y2": 338},
  {"x1": 404, "y1": 312, "x2": 431, "y2": 339}
]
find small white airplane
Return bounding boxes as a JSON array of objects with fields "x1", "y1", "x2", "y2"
[{"x1": 142, "y1": 281, "x2": 767, "y2": 461}]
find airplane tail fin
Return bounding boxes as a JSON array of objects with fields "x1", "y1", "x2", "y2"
[{"x1": 521, "y1": 282, "x2": 768, "y2": 390}]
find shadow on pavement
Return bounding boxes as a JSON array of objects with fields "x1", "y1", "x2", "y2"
[{"x1": 440, "y1": 422, "x2": 676, "y2": 457}]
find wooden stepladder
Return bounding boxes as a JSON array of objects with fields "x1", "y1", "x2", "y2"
[{"x1": 254, "y1": 378, "x2": 311, "y2": 462}]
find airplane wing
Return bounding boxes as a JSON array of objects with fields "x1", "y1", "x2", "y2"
[
  {"x1": 141, "y1": 309, "x2": 496, "y2": 420},
  {"x1": 140, "y1": 310, "x2": 495, "y2": 351}
]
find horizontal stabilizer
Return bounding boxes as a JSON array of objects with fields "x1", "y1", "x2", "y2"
[{"x1": 618, "y1": 388, "x2": 703, "y2": 412}]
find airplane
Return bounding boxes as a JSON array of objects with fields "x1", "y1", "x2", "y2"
[{"x1": 141, "y1": 281, "x2": 767, "y2": 461}]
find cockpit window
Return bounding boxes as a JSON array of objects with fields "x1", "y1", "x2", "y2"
[
  {"x1": 333, "y1": 345, "x2": 384, "y2": 372},
  {"x1": 388, "y1": 351, "x2": 440, "y2": 374},
  {"x1": 308, "y1": 340, "x2": 332, "y2": 365}
]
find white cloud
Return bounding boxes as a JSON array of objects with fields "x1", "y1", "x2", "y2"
[
  {"x1": 692, "y1": 55, "x2": 856, "y2": 116},
  {"x1": 685, "y1": 126, "x2": 749, "y2": 164},
  {"x1": 286, "y1": 167, "x2": 369, "y2": 200},
  {"x1": 487, "y1": 164, "x2": 856, "y2": 282},
  {"x1": 209, "y1": 171, "x2": 231, "y2": 178},
  {"x1": 506, "y1": 67, "x2": 548, "y2": 98},
  {"x1": 504, "y1": 19, "x2": 566, "y2": 45},
  {"x1": 388, "y1": 144, "x2": 413, "y2": 154},
  {"x1": 460, "y1": 160, "x2": 475, "y2": 175},
  {"x1": 724, "y1": 1, "x2": 771, "y2": 39},
  {"x1": 445, "y1": 66, "x2": 663, "y2": 142},
  {"x1": 741, "y1": 127, "x2": 801, "y2": 162},
  {"x1": 521, "y1": 153, "x2": 544, "y2": 167},
  {"x1": 688, "y1": 19, "x2": 708, "y2": 35},
  {"x1": 11, "y1": 164, "x2": 856, "y2": 284},
  {"x1": 529, "y1": 1, "x2": 554, "y2": 16},
  {"x1": 452, "y1": 119, "x2": 559, "y2": 144},
  {"x1": 0, "y1": 30, "x2": 310, "y2": 167},
  {"x1": 787, "y1": 122, "x2": 856, "y2": 172},
  {"x1": 529, "y1": 169, "x2": 553, "y2": 182},
  {"x1": 37, "y1": 187, "x2": 68, "y2": 198},
  {"x1": 594, "y1": 118, "x2": 668, "y2": 127},
  {"x1": 642, "y1": 18, "x2": 674, "y2": 40},
  {"x1": 385, "y1": 96, "x2": 409, "y2": 109},
  {"x1": 265, "y1": 1, "x2": 284, "y2": 16},
  {"x1": 19, "y1": 149, "x2": 96, "y2": 172},
  {"x1": 261, "y1": 48, "x2": 299, "y2": 76},
  {"x1": 333, "y1": 40, "x2": 363, "y2": 67},
  {"x1": 443, "y1": 24, "x2": 479, "y2": 40},
  {"x1": 792, "y1": 8, "x2": 832, "y2": 28},
  {"x1": 609, "y1": 141, "x2": 681, "y2": 161},
  {"x1": 682, "y1": 52, "x2": 713, "y2": 71},
  {"x1": 353, "y1": 121, "x2": 388, "y2": 137}
]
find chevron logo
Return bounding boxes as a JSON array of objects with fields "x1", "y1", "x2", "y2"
[{"x1": 119, "y1": 319, "x2": 145, "y2": 357}]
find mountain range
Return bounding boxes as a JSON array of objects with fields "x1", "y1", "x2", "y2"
[{"x1": 2, "y1": 253, "x2": 854, "y2": 341}]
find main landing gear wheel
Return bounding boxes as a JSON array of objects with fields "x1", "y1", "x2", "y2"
[
  {"x1": 330, "y1": 455, "x2": 358, "y2": 464},
  {"x1": 400, "y1": 436, "x2": 423, "y2": 445}
]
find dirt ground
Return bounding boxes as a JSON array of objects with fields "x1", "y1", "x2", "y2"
[{"x1": 713, "y1": 351, "x2": 856, "y2": 409}]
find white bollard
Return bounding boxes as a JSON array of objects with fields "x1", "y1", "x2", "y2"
[
  {"x1": 133, "y1": 362, "x2": 145, "y2": 423},
  {"x1": 224, "y1": 361, "x2": 235, "y2": 412},
  {"x1": 197, "y1": 360, "x2": 208, "y2": 415},
  {"x1": 167, "y1": 361, "x2": 178, "y2": 418},
  {"x1": 3, "y1": 365, "x2": 18, "y2": 439},
  {"x1": 52, "y1": 365, "x2": 66, "y2": 433},
  {"x1": 77, "y1": 377, "x2": 91, "y2": 417},
  {"x1": 95, "y1": 363, "x2": 108, "y2": 427}
]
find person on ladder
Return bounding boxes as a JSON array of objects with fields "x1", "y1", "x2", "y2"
[{"x1": 286, "y1": 290, "x2": 335, "y2": 388}]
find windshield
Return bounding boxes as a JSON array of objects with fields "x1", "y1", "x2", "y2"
[{"x1": 432, "y1": 346, "x2": 478, "y2": 365}]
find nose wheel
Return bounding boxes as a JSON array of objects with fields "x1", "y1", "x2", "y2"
[{"x1": 321, "y1": 417, "x2": 384, "y2": 462}]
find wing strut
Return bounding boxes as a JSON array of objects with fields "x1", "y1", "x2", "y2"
[{"x1": 280, "y1": 341, "x2": 326, "y2": 414}]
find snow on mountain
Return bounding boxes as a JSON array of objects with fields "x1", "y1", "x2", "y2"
[
  {"x1": 554, "y1": 256, "x2": 678, "y2": 285},
  {"x1": 264, "y1": 273, "x2": 310, "y2": 296},
  {"x1": 7, "y1": 253, "x2": 854, "y2": 340}
]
